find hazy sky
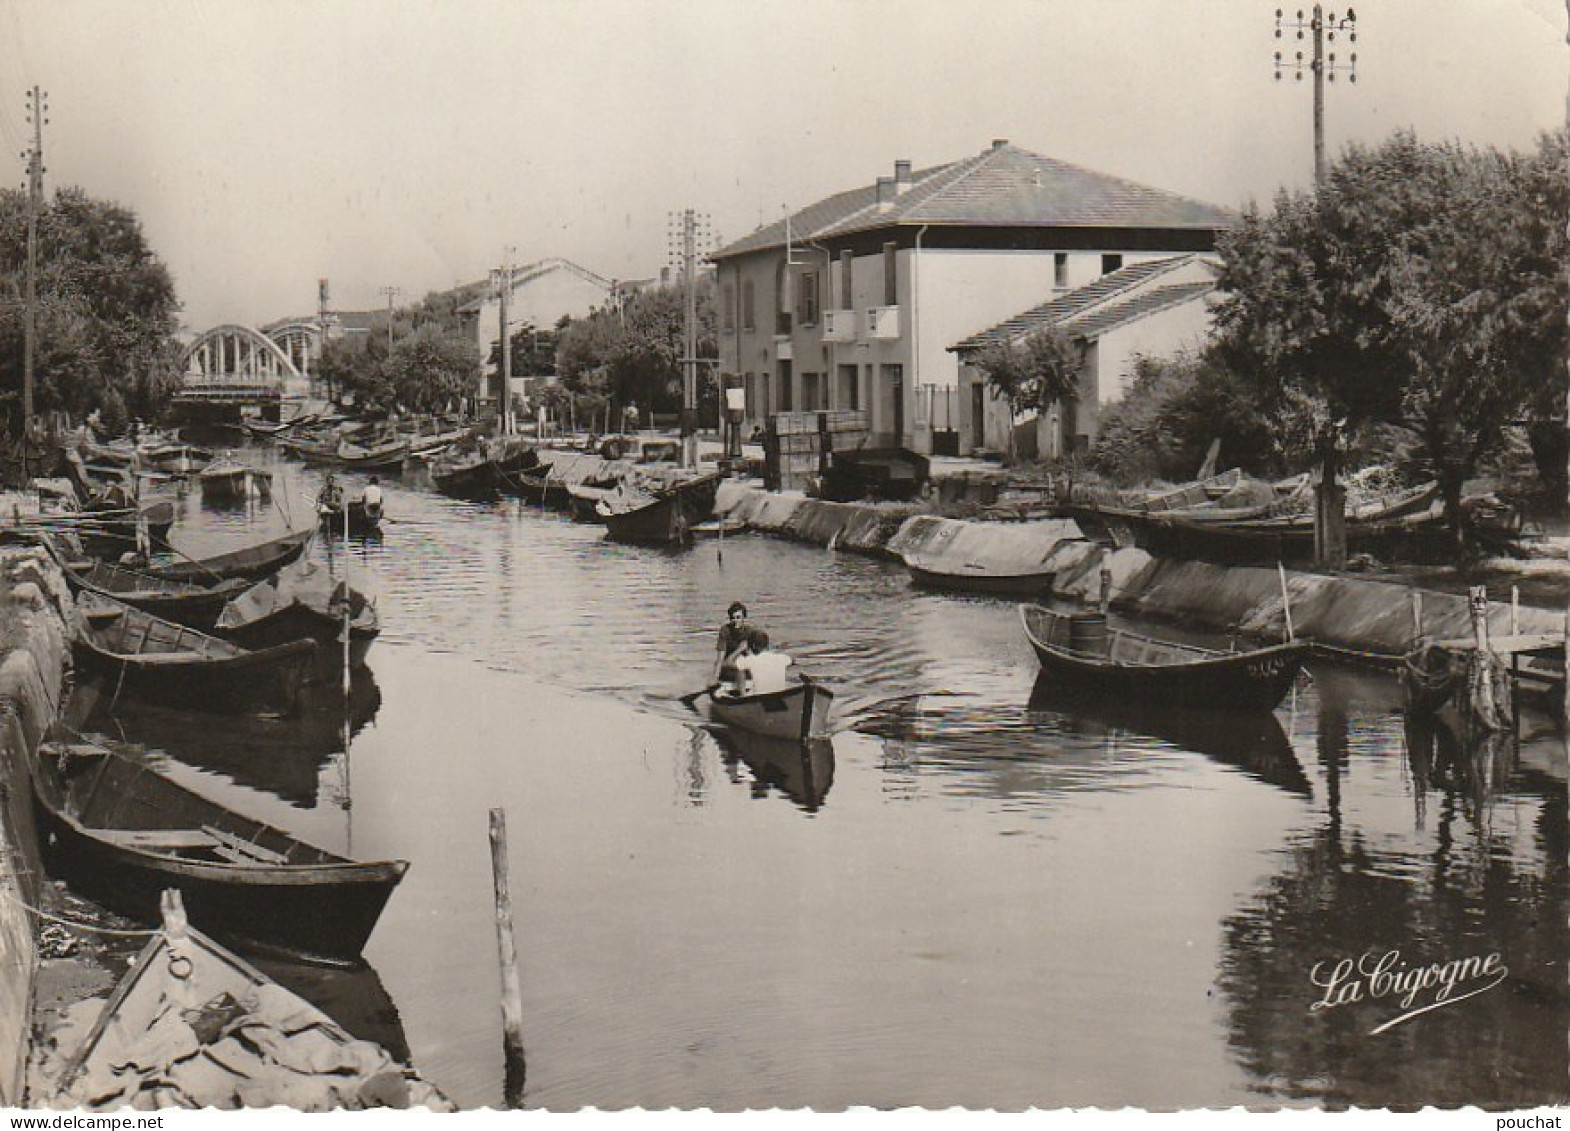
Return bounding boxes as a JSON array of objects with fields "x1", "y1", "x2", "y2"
[{"x1": 1, "y1": 0, "x2": 1563, "y2": 330}]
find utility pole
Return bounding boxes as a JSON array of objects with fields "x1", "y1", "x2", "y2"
[
  {"x1": 317, "y1": 278, "x2": 333, "y2": 403},
  {"x1": 489, "y1": 249, "x2": 516, "y2": 434},
  {"x1": 21, "y1": 86, "x2": 47, "y2": 473},
  {"x1": 669, "y1": 209, "x2": 712, "y2": 469},
  {"x1": 1276, "y1": 6, "x2": 1358, "y2": 569},
  {"x1": 379, "y1": 285, "x2": 401, "y2": 354},
  {"x1": 1275, "y1": 5, "x2": 1358, "y2": 185}
]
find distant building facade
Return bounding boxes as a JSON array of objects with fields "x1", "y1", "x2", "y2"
[
  {"x1": 952, "y1": 255, "x2": 1219, "y2": 459},
  {"x1": 709, "y1": 139, "x2": 1235, "y2": 453},
  {"x1": 457, "y1": 258, "x2": 616, "y2": 410}
]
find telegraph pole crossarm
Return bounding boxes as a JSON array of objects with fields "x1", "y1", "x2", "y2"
[{"x1": 1274, "y1": 5, "x2": 1358, "y2": 185}]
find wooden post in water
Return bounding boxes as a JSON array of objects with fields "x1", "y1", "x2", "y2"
[
  {"x1": 1277, "y1": 562, "x2": 1295, "y2": 642},
  {"x1": 1409, "y1": 590, "x2": 1423, "y2": 647},
  {"x1": 1098, "y1": 551, "x2": 1112, "y2": 614},
  {"x1": 488, "y1": 808, "x2": 527, "y2": 1108},
  {"x1": 1468, "y1": 585, "x2": 1497, "y2": 728}
]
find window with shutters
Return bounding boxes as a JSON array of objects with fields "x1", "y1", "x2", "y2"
[{"x1": 798, "y1": 271, "x2": 819, "y2": 326}]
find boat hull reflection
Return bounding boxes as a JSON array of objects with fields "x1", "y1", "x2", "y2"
[
  {"x1": 66, "y1": 668, "x2": 382, "y2": 808},
  {"x1": 710, "y1": 728, "x2": 836, "y2": 812},
  {"x1": 1027, "y1": 674, "x2": 1311, "y2": 796}
]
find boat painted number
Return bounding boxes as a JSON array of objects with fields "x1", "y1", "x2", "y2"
[{"x1": 1247, "y1": 655, "x2": 1290, "y2": 679}]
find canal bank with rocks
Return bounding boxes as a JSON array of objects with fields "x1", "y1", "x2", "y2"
[
  {"x1": 0, "y1": 545, "x2": 72, "y2": 1107},
  {"x1": 715, "y1": 480, "x2": 1569, "y2": 675}
]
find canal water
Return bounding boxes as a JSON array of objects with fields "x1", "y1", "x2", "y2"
[{"x1": 67, "y1": 448, "x2": 1567, "y2": 1111}]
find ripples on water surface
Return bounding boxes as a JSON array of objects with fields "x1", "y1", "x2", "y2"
[{"x1": 73, "y1": 450, "x2": 1567, "y2": 1111}]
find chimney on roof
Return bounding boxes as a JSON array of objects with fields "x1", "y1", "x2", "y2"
[
  {"x1": 875, "y1": 176, "x2": 895, "y2": 211},
  {"x1": 991, "y1": 138, "x2": 1009, "y2": 150},
  {"x1": 894, "y1": 159, "x2": 912, "y2": 194}
]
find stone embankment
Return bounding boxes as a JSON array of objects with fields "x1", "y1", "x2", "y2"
[
  {"x1": 714, "y1": 482, "x2": 1567, "y2": 668},
  {"x1": 0, "y1": 545, "x2": 72, "y2": 1106}
]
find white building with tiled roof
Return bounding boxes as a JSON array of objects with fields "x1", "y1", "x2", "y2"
[
  {"x1": 457, "y1": 258, "x2": 617, "y2": 408},
  {"x1": 709, "y1": 139, "x2": 1235, "y2": 454},
  {"x1": 953, "y1": 255, "x2": 1219, "y2": 458}
]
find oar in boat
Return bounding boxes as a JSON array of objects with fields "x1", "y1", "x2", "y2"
[{"x1": 678, "y1": 683, "x2": 718, "y2": 708}]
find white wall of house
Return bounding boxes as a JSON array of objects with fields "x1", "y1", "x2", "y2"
[{"x1": 1086, "y1": 299, "x2": 1214, "y2": 421}]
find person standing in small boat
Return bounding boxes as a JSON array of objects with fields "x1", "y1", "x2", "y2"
[
  {"x1": 734, "y1": 630, "x2": 792, "y2": 695},
  {"x1": 713, "y1": 601, "x2": 752, "y2": 688}
]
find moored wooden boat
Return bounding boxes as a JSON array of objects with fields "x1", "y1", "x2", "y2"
[
  {"x1": 30, "y1": 737, "x2": 408, "y2": 967},
  {"x1": 1018, "y1": 603, "x2": 1308, "y2": 711},
  {"x1": 217, "y1": 561, "x2": 379, "y2": 671},
  {"x1": 598, "y1": 471, "x2": 720, "y2": 545},
  {"x1": 59, "y1": 555, "x2": 250, "y2": 628},
  {"x1": 337, "y1": 435, "x2": 410, "y2": 472},
  {"x1": 197, "y1": 456, "x2": 265, "y2": 502},
  {"x1": 140, "y1": 442, "x2": 214, "y2": 476},
  {"x1": 79, "y1": 497, "x2": 176, "y2": 557},
  {"x1": 430, "y1": 446, "x2": 499, "y2": 499},
  {"x1": 904, "y1": 553, "x2": 1055, "y2": 598},
  {"x1": 565, "y1": 480, "x2": 614, "y2": 522},
  {"x1": 73, "y1": 591, "x2": 317, "y2": 716},
  {"x1": 707, "y1": 678, "x2": 836, "y2": 742},
  {"x1": 144, "y1": 526, "x2": 315, "y2": 584}
]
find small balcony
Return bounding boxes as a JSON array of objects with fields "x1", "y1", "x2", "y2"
[
  {"x1": 866, "y1": 305, "x2": 901, "y2": 340},
  {"x1": 822, "y1": 309, "x2": 857, "y2": 342}
]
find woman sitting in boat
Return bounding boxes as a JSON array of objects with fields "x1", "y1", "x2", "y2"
[
  {"x1": 712, "y1": 601, "x2": 751, "y2": 687},
  {"x1": 731, "y1": 630, "x2": 793, "y2": 696}
]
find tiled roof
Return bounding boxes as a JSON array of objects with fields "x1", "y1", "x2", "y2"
[
  {"x1": 455, "y1": 258, "x2": 614, "y2": 314},
  {"x1": 1059, "y1": 281, "x2": 1215, "y2": 342},
  {"x1": 951, "y1": 256, "x2": 1203, "y2": 352},
  {"x1": 713, "y1": 142, "x2": 1236, "y2": 259}
]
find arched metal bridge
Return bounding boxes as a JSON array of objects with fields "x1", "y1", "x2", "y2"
[{"x1": 176, "y1": 324, "x2": 314, "y2": 404}]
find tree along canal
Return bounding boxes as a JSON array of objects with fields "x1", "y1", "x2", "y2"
[{"x1": 62, "y1": 449, "x2": 1568, "y2": 1110}]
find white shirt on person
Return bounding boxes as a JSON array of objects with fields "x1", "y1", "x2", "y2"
[
  {"x1": 362, "y1": 483, "x2": 384, "y2": 509},
  {"x1": 736, "y1": 651, "x2": 793, "y2": 695}
]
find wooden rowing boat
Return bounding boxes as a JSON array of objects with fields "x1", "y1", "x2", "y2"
[
  {"x1": 904, "y1": 553, "x2": 1055, "y2": 598},
  {"x1": 56, "y1": 891, "x2": 450, "y2": 1109},
  {"x1": 318, "y1": 497, "x2": 382, "y2": 537},
  {"x1": 336, "y1": 436, "x2": 410, "y2": 472},
  {"x1": 73, "y1": 591, "x2": 317, "y2": 716},
  {"x1": 197, "y1": 456, "x2": 269, "y2": 503},
  {"x1": 59, "y1": 554, "x2": 250, "y2": 628},
  {"x1": 32, "y1": 738, "x2": 408, "y2": 966},
  {"x1": 217, "y1": 561, "x2": 379, "y2": 671},
  {"x1": 1018, "y1": 603, "x2": 1308, "y2": 711},
  {"x1": 430, "y1": 447, "x2": 500, "y2": 499},
  {"x1": 144, "y1": 526, "x2": 315, "y2": 584},
  {"x1": 707, "y1": 678, "x2": 836, "y2": 742},
  {"x1": 599, "y1": 471, "x2": 720, "y2": 545}
]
